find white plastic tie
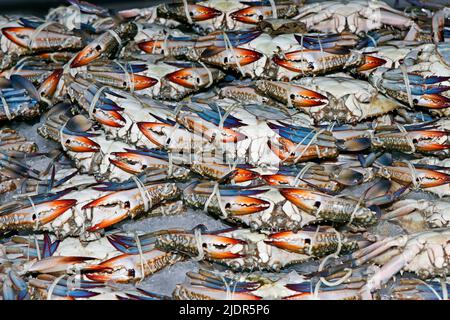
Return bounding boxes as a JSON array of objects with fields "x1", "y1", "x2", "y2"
[
  {"x1": 28, "y1": 22, "x2": 58, "y2": 50},
  {"x1": 182, "y1": 0, "x2": 194, "y2": 24},
  {"x1": 131, "y1": 175, "x2": 153, "y2": 212},
  {"x1": 1, "y1": 95, "x2": 12, "y2": 121},
  {"x1": 134, "y1": 232, "x2": 148, "y2": 282},
  {"x1": 88, "y1": 85, "x2": 109, "y2": 119},
  {"x1": 268, "y1": 0, "x2": 278, "y2": 19},
  {"x1": 47, "y1": 274, "x2": 65, "y2": 300},
  {"x1": 400, "y1": 64, "x2": 414, "y2": 109},
  {"x1": 222, "y1": 32, "x2": 245, "y2": 77},
  {"x1": 198, "y1": 60, "x2": 213, "y2": 88},
  {"x1": 292, "y1": 162, "x2": 315, "y2": 186},
  {"x1": 193, "y1": 227, "x2": 205, "y2": 261},
  {"x1": 113, "y1": 60, "x2": 134, "y2": 93}
]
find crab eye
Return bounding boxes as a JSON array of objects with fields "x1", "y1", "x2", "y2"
[
  {"x1": 128, "y1": 269, "x2": 135, "y2": 277},
  {"x1": 95, "y1": 45, "x2": 102, "y2": 51},
  {"x1": 290, "y1": 93, "x2": 296, "y2": 100},
  {"x1": 196, "y1": 77, "x2": 201, "y2": 84},
  {"x1": 124, "y1": 201, "x2": 130, "y2": 209}
]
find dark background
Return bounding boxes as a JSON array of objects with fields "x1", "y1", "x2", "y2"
[{"x1": 0, "y1": 0, "x2": 410, "y2": 15}]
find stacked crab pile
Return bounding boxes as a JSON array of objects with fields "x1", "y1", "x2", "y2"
[{"x1": 0, "y1": 0, "x2": 450, "y2": 300}]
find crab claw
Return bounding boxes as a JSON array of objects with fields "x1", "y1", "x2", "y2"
[
  {"x1": 255, "y1": 80, "x2": 328, "y2": 108},
  {"x1": 2, "y1": 27, "x2": 33, "y2": 47},
  {"x1": 261, "y1": 174, "x2": 294, "y2": 186},
  {"x1": 200, "y1": 235, "x2": 247, "y2": 259},
  {"x1": 184, "y1": 4, "x2": 222, "y2": 21},
  {"x1": 61, "y1": 131, "x2": 101, "y2": 153},
  {"x1": 137, "y1": 40, "x2": 162, "y2": 54},
  {"x1": 288, "y1": 86, "x2": 328, "y2": 108},
  {"x1": 272, "y1": 51, "x2": 312, "y2": 73},
  {"x1": 70, "y1": 43, "x2": 101, "y2": 68},
  {"x1": 156, "y1": 231, "x2": 247, "y2": 260},
  {"x1": 221, "y1": 196, "x2": 271, "y2": 216},
  {"x1": 82, "y1": 183, "x2": 178, "y2": 231},
  {"x1": 411, "y1": 130, "x2": 450, "y2": 152},
  {"x1": 357, "y1": 55, "x2": 386, "y2": 72},
  {"x1": 175, "y1": 283, "x2": 262, "y2": 300},
  {"x1": 1, "y1": 199, "x2": 77, "y2": 230},
  {"x1": 219, "y1": 167, "x2": 260, "y2": 184},
  {"x1": 416, "y1": 94, "x2": 450, "y2": 109},
  {"x1": 92, "y1": 105, "x2": 126, "y2": 128},
  {"x1": 129, "y1": 74, "x2": 158, "y2": 90},
  {"x1": 28, "y1": 256, "x2": 96, "y2": 273},
  {"x1": 109, "y1": 150, "x2": 165, "y2": 175},
  {"x1": 165, "y1": 67, "x2": 213, "y2": 89},
  {"x1": 264, "y1": 231, "x2": 314, "y2": 253},
  {"x1": 279, "y1": 188, "x2": 318, "y2": 212},
  {"x1": 136, "y1": 122, "x2": 172, "y2": 147},
  {"x1": 230, "y1": 6, "x2": 269, "y2": 24},
  {"x1": 201, "y1": 47, "x2": 263, "y2": 67},
  {"x1": 84, "y1": 250, "x2": 178, "y2": 283},
  {"x1": 38, "y1": 68, "x2": 63, "y2": 99}
]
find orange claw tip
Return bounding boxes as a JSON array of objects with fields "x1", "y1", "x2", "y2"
[
  {"x1": 164, "y1": 68, "x2": 197, "y2": 89},
  {"x1": 131, "y1": 74, "x2": 158, "y2": 90},
  {"x1": 95, "y1": 110, "x2": 126, "y2": 128},
  {"x1": 207, "y1": 251, "x2": 245, "y2": 259},
  {"x1": 189, "y1": 4, "x2": 222, "y2": 21},
  {"x1": 28, "y1": 256, "x2": 96, "y2": 273},
  {"x1": 136, "y1": 122, "x2": 172, "y2": 146},
  {"x1": 38, "y1": 68, "x2": 63, "y2": 98},
  {"x1": 2, "y1": 27, "x2": 34, "y2": 47},
  {"x1": 64, "y1": 136, "x2": 101, "y2": 153},
  {"x1": 357, "y1": 55, "x2": 386, "y2": 71},
  {"x1": 230, "y1": 7, "x2": 262, "y2": 24},
  {"x1": 232, "y1": 168, "x2": 260, "y2": 183},
  {"x1": 272, "y1": 55, "x2": 302, "y2": 73},
  {"x1": 108, "y1": 156, "x2": 137, "y2": 174},
  {"x1": 70, "y1": 44, "x2": 101, "y2": 68},
  {"x1": 225, "y1": 196, "x2": 271, "y2": 215},
  {"x1": 279, "y1": 188, "x2": 311, "y2": 205},
  {"x1": 418, "y1": 94, "x2": 450, "y2": 109},
  {"x1": 261, "y1": 174, "x2": 292, "y2": 186},
  {"x1": 136, "y1": 40, "x2": 161, "y2": 53},
  {"x1": 236, "y1": 48, "x2": 263, "y2": 66}
]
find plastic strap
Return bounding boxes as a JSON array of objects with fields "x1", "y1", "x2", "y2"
[
  {"x1": 1, "y1": 95, "x2": 12, "y2": 120},
  {"x1": 268, "y1": 0, "x2": 278, "y2": 19},
  {"x1": 131, "y1": 175, "x2": 153, "y2": 212},
  {"x1": 113, "y1": 60, "x2": 134, "y2": 93},
  {"x1": 400, "y1": 64, "x2": 414, "y2": 109},
  {"x1": 198, "y1": 60, "x2": 213, "y2": 88},
  {"x1": 292, "y1": 162, "x2": 315, "y2": 186},
  {"x1": 28, "y1": 22, "x2": 58, "y2": 50},
  {"x1": 134, "y1": 232, "x2": 147, "y2": 282},
  {"x1": 47, "y1": 274, "x2": 65, "y2": 300},
  {"x1": 193, "y1": 227, "x2": 205, "y2": 261},
  {"x1": 222, "y1": 32, "x2": 245, "y2": 77},
  {"x1": 88, "y1": 85, "x2": 109, "y2": 119},
  {"x1": 183, "y1": 0, "x2": 194, "y2": 24}
]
